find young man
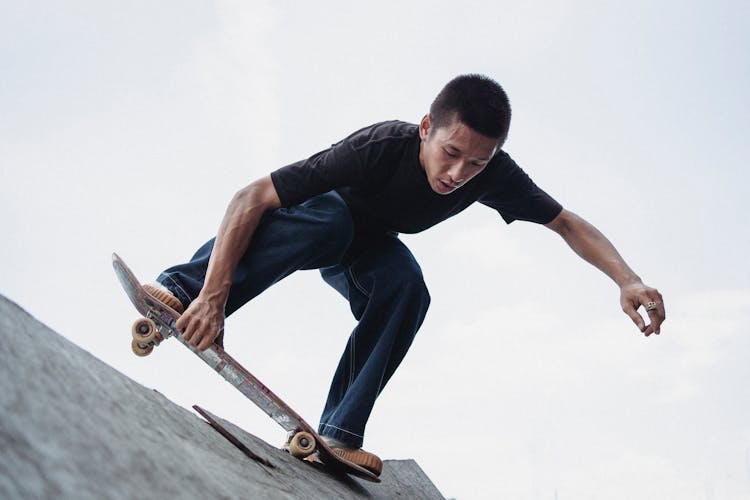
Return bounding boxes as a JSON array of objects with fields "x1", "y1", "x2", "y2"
[{"x1": 146, "y1": 74, "x2": 665, "y2": 476}]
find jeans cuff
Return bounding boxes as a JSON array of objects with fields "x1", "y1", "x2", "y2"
[
  {"x1": 156, "y1": 273, "x2": 192, "y2": 310},
  {"x1": 318, "y1": 423, "x2": 364, "y2": 449}
]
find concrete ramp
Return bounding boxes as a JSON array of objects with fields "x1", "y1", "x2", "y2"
[{"x1": 0, "y1": 295, "x2": 444, "y2": 499}]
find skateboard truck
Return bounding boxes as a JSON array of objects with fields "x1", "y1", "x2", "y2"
[{"x1": 131, "y1": 308, "x2": 179, "y2": 356}]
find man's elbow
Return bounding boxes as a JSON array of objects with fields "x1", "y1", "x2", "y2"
[
  {"x1": 234, "y1": 176, "x2": 281, "y2": 211},
  {"x1": 545, "y1": 208, "x2": 578, "y2": 236}
]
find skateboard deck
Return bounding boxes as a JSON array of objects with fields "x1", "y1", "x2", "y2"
[{"x1": 112, "y1": 253, "x2": 380, "y2": 482}]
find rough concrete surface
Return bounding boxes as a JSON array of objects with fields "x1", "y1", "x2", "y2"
[{"x1": 0, "y1": 295, "x2": 444, "y2": 499}]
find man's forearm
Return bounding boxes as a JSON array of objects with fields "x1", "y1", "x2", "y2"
[
  {"x1": 546, "y1": 209, "x2": 640, "y2": 287},
  {"x1": 201, "y1": 176, "x2": 281, "y2": 307}
]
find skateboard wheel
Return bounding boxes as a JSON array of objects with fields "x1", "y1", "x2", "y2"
[
  {"x1": 288, "y1": 432, "x2": 316, "y2": 458},
  {"x1": 131, "y1": 338, "x2": 154, "y2": 357},
  {"x1": 132, "y1": 318, "x2": 158, "y2": 344}
]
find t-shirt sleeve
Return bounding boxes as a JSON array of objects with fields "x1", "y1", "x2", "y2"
[
  {"x1": 270, "y1": 139, "x2": 365, "y2": 207},
  {"x1": 479, "y1": 151, "x2": 563, "y2": 225}
]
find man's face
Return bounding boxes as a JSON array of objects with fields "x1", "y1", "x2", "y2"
[{"x1": 418, "y1": 114, "x2": 500, "y2": 195}]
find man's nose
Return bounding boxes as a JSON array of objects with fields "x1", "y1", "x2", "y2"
[{"x1": 447, "y1": 162, "x2": 467, "y2": 184}]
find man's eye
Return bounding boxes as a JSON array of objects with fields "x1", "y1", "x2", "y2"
[{"x1": 444, "y1": 149, "x2": 457, "y2": 158}]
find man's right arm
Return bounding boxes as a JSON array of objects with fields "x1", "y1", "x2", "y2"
[{"x1": 176, "y1": 175, "x2": 281, "y2": 351}]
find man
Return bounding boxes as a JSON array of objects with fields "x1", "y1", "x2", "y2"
[{"x1": 145, "y1": 74, "x2": 665, "y2": 476}]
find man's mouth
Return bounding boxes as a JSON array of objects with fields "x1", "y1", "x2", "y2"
[{"x1": 437, "y1": 179, "x2": 456, "y2": 193}]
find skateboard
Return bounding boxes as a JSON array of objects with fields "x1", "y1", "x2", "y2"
[{"x1": 111, "y1": 253, "x2": 380, "y2": 482}]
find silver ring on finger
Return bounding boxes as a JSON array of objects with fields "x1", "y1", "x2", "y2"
[{"x1": 646, "y1": 301, "x2": 658, "y2": 312}]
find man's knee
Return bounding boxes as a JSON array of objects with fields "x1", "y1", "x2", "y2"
[
  {"x1": 388, "y1": 262, "x2": 431, "y2": 310},
  {"x1": 407, "y1": 272, "x2": 431, "y2": 310}
]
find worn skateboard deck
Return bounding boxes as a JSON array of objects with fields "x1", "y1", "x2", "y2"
[{"x1": 112, "y1": 253, "x2": 380, "y2": 482}]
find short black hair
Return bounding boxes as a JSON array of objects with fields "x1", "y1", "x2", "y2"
[{"x1": 429, "y1": 74, "x2": 511, "y2": 142}]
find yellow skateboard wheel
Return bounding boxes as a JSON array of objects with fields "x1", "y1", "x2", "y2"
[
  {"x1": 288, "y1": 432, "x2": 316, "y2": 458},
  {"x1": 132, "y1": 317, "x2": 158, "y2": 344},
  {"x1": 131, "y1": 338, "x2": 154, "y2": 357}
]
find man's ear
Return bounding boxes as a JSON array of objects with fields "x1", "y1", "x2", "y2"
[{"x1": 419, "y1": 114, "x2": 431, "y2": 140}]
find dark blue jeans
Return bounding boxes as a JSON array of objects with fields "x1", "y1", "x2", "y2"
[{"x1": 157, "y1": 191, "x2": 431, "y2": 448}]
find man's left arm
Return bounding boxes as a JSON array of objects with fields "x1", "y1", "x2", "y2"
[{"x1": 545, "y1": 208, "x2": 665, "y2": 336}]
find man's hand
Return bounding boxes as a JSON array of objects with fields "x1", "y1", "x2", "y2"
[
  {"x1": 620, "y1": 281, "x2": 665, "y2": 336},
  {"x1": 176, "y1": 296, "x2": 225, "y2": 351}
]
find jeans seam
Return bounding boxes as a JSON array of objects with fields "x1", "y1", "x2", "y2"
[
  {"x1": 347, "y1": 267, "x2": 370, "y2": 298},
  {"x1": 345, "y1": 267, "x2": 371, "y2": 389},
  {"x1": 347, "y1": 331, "x2": 355, "y2": 388}
]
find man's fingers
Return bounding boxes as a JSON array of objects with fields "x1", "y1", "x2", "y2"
[
  {"x1": 656, "y1": 291, "x2": 666, "y2": 318},
  {"x1": 184, "y1": 319, "x2": 222, "y2": 351},
  {"x1": 647, "y1": 308, "x2": 664, "y2": 335},
  {"x1": 644, "y1": 292, "x2": 665, "y2": 336},
  {"x1": 175, "y1": 314, "x2": 188, "y2": 334},
  {"x1": 179, "y1": 315, "x2": 205, "y2": 348},
  {"x1": 197, "y1": 333, "x2": 216, "y2": 352},
  {"x1": 623, "y1": 303, "x2": 646, "y2": 332},
  {"x1": 176, "y1": 307, "x2": 199, "y2": 341},
  {"x1": 188, "y1": 323, "x2": 208, "y2": 349},
  {"x1": 179, "y1": 316, "x2": 194, "y2": 342}
]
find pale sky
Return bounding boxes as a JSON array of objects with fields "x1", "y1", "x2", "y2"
[{"x1": 2, "y1": 1, "x2": 749, "y2": 498}]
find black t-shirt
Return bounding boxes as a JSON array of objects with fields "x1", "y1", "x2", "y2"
[{"x1": 271, "y1": 120, "x2": 562, "y2": 244}]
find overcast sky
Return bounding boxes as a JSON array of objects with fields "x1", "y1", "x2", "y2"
[{"x1": 2, "y1": 1, "x2": 749, "y2": 498}]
